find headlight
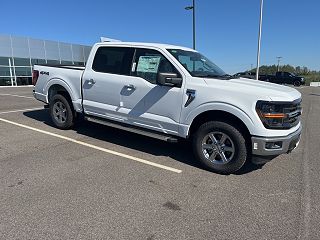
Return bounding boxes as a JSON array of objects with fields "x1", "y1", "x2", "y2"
[{"x1": 256, "y1": 101, "x2": 295, "y2": 129}]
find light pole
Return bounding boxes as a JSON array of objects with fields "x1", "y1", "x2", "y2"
[
  {"x1": 185, "y1": 0, "x2": 196, "y2": 50},
  {"x1": 255, "y1": 0, "x2": 264, "y2": 80},
  {"x1": 277, "y1": 56, "x2": 282, "y2": 71}
]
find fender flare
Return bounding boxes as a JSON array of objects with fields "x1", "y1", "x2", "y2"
[{"x1": 44, "y1": 78, "x2": 75, "y2": 103}]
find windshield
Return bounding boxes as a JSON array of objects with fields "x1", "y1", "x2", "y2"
[{"x1": 167, "y1": 49, "x2": 227, "y2": 78}]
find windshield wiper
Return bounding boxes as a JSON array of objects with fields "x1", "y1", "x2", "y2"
[
  {"x1": 222, "y1": 74, "x2": 240, "y2": 80},
  {"x1": 221, "y1": 74, "x2": 233, "y2": 78},
  {"x1": 195, "y1": 74, "x2": 232, "y2": 79}
]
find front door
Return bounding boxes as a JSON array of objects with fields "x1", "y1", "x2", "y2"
[{"x1": 118, "y1": 48, "x2": 185, "y2": 135}]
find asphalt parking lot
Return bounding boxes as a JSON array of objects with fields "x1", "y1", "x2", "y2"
[{"x1": 0, "y1": 86, "x2": 319, "y2": 240}]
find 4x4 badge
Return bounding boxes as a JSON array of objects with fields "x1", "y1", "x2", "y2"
[{"x1": 40, "y1": 71, "x2": 49, "y2": 75}]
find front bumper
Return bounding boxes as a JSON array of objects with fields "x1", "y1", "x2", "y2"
[{"x1": 251, "y1": 125, "x2": 302, "y2": 156}]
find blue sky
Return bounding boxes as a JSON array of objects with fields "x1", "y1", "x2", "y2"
[{"x1": 2, "y1": 0, "x2": 319, "y2": 73}]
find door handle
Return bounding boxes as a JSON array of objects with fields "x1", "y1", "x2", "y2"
[
  {"x1": 87, "y1": 79, "x2": 96, "y2": 85},
  {"x1": 125, "y1": 84, "x2": 136, "y2": 90}
]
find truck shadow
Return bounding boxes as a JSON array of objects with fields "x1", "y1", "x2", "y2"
[{"x1": 23, "y1": 109, "x2": 263, "y2": 175}]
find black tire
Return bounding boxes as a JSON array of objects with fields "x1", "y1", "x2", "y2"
[
  {"x1": 192, "y1": 121, "x2": 248, "y2": 174},
  {"x1": 293, "y1": 80, "x2": 301, "y2": 87},
  {"x1": 49, "y1": 94, "x2": 74, "y2": 129}
]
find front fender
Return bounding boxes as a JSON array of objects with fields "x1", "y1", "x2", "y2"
[{"x1": 184, "y1": 102, "x2": 256, "y2": 135}]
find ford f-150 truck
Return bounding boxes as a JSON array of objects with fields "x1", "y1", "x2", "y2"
[
  {"x1": 260, "y1": 71, "x2": 305, "y2": 86},
  {"x1": 33, "y1": 41, "x2": 302, "y2": 174}
]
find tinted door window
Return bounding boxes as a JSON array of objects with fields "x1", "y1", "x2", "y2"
[
  {"x1": 92, "y1": 47, "x2": 134, "y2": 75},
  {"x1": 133, "y1": 48, "x2": 180, "y2": 84}
]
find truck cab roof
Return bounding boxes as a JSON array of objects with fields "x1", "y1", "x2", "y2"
[{"x1": 94, "y1": 41, "x2": 196, "y2": 52}]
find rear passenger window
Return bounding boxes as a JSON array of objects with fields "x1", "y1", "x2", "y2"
[
  {"x1": 92, "y1": 47, "x2": 134, "y2": 75},
  {"x1": 133, "y1": 49, "x2": 180, "y2": 84}
]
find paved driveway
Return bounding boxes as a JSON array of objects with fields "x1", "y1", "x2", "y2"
[{"x1": 0, "y1": 86, "x2": 319, "y2": 239}]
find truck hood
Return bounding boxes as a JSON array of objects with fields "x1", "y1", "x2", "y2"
[{"x1": 204, "y1": 77, "x2": 301, "y2": 102}]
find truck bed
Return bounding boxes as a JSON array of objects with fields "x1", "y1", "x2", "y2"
[{"x1": 33, "y1": 64, "x2": 85, "y2": 111}]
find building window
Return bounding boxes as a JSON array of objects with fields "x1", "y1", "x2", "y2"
[
  {"x1": 0, "y1": 34, "x2": 91, "y2": 86},
  {"x1": 14, "y1": 66, "x2": 32, "y2": 76},
  {"x1": 13, "y1": 57, "x2": 30, "y2": 66},
  {"x1": 61, "y1": 61, "x2": 73, "y2": 65},
  {"x1": 0, "y1": 66, "x2": 12, "y2": 76},
  {"x1": 0, "y1": 57, "x2": 10, "y2": 66},
  {"x1": 47, "y1": 60, "x2": 60, "y2": 65},
  {"x1": 74, "y1": 61, "x2": 85, "y2": 66},
  {"x1": 16, "y1": 77, "x2": 31, "y2": 86},
  {"x1": 0, "y1": 77, "x2": 12, "y2": 86},
  {"x1": 31, "y1": 59, "x2": 47, "y2": 65}
]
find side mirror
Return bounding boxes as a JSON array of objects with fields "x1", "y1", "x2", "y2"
[{"x1": 157, "y1": 72, "x2": 182, "y2": 87}]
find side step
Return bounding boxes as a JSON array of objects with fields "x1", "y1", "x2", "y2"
[{"x1": 84, "y1": 116, "x2": 179, "y2": 143}]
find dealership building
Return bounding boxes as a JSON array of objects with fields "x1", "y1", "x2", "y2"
[{"x1": 0, "y1": 34, "x2": 91, "y2": 86}]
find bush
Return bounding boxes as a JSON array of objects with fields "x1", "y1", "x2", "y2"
[{"x1": 303, "y1": 74, "x2": 320, "y2": 85}]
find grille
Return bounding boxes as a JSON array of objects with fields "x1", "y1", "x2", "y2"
[{"x1": 283, "y1": 99, "x2": 302, "y2": 128}]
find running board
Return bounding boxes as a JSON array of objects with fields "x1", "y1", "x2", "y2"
[{"x1": 85, "y1": 116, "x2": 178, "y2": 143}]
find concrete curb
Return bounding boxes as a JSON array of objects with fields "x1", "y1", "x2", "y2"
[{"x1": 310, "y1": 82, "x2": 320, "y2": 87}]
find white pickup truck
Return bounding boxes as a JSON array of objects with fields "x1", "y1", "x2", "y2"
[{"x1": 33, "y1": 41, "x2": 302, "y2": 174}]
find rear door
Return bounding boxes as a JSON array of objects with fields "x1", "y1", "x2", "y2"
[{"x1": 82, "y1": 46, "x2": 135, "y2": 120}]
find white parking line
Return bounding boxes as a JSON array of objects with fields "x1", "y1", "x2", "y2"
[
  {"x1": 0, "y1": 107, "x2": 44, "y2": 115},
  {"x1": 0, "y1": 93, "x2": 34, "y2": 99},
  {"x1": 0, "y1": 117, "x2": 182, "y2": 174},
  {"x1": 0, "y1": 85, "x2": 33, "y2": 88}
]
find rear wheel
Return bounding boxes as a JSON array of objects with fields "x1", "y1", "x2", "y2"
[
  {"x1": 50, "y1": 94, "x2": 74, "y2": 129},
  {"x1": 192, "y1": 121, "x2": 248, "y2": 174}
]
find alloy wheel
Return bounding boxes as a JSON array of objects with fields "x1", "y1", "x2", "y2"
[
  {"x1": 201, "y1": 131, "x2": 235, "y2": 164},
  {"x1": 52, "y1": 101, "x2": 67, "y2": 124}
]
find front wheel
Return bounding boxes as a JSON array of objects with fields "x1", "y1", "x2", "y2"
[
  {"x1": 49, "y1": 94, "x2": 74, "y2": 129},
  {"x1": 192, "y1": 121, "x2": 248, "y2": 174},
  {"x1": 293, "y1": 80, "x2": 301, "y2": 87}
]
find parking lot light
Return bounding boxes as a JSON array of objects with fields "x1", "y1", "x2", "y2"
[
  {"x1": 256, "y1": 0, "x2": 264, "y2": 80},
  {"x1": 185, "y1": 0, "x2": 196, "y2": 50}
]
